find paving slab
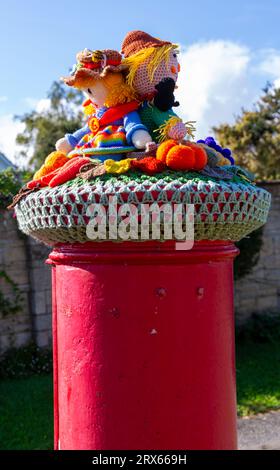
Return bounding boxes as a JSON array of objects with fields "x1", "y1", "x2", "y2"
[{"x1": 238, "y1": 410, "x2": 280, "y2": 450}]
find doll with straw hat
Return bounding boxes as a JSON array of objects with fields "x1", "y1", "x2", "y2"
[
  {"x1": 54, "y1": 48, "x2": 152, "y2": 160},
  {"x1": 30, "y1": 47, "x2": 153, "y2": 183}
]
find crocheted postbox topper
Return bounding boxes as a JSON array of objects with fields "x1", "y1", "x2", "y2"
[{"x1": 11, "y1": 30, "x2": 271, "y2": 245}]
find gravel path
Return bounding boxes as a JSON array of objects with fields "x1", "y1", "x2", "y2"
[{"x1": 238, "y1": 410, "x2": 280, "y2": 450}]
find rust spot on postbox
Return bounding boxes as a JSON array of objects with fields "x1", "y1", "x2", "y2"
[
  {"x1": 197, "y1": 287, "x2": 204, "y2": 299},
  {"x1": 155, "y1": 287, "x2": 167, "y2": 298},
  {"x1": 109, "y1": 307, "x2": 120, "y2": 318}
]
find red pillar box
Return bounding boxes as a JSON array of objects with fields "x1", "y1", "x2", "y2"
[{"x1": 15, "y1": 173, "x2": 271, "y2": 450}]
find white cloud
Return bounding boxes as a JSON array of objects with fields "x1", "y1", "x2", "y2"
[
  {"x1": 0, "y1": 98, "x2": 51, "y2": 166},
  {"x1": 0, "y1": 97, "x2": 78, "y2": 167},
  {"x1": 36, "y1": 98, "x2": 51, "y2": 113},
  {"x1": 259, "y1": 51, "x2": 280, "y2": 76},
  {"x1": 0, "y1": 114, "x2": 25, "y2": 165},
  {"x1": 0, "y1": 96, "x2": 8, "y2": 103},
  {"x1": 2, "y1": 41, "x2": 280, "y2": 163},
  {"x1": 258, "y1": 50, "x2": 280, "y2": 88},
  {"x1": 23, "y1": 97, "x2": 51, "y2": 113},
  {"x1": 23, "y1": 96, "x2": 78, "y2": 115},
  {"x1": 176, "y1": 42, "x2": 280, "y2": 139},
  {"x1": 176, "y1": 40, "x2": 252, "y2": 138},
  {"x1": 274, "y1": 78, "x2": 280, "y2": 89}
]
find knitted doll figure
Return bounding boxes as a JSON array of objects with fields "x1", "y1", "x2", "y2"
[
  {"x1": 121, "y1": 31, "x2": 188, "y2": 143},
  {"x1": 56, "y1": 49, "x2": 152, "y2": 161}
]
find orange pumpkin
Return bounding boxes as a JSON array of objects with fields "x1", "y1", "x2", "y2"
[
  {"x1": 166, "y1": 145, "x2": 196, "y2": 171},
  {"x1": 156, "y1": 140, "x2": 208, "y2": 172},
  {"x1": 156, "y1": 139, "x2": 177, "y2": 163},
  {"x1": 185, "y1": 142, "x2": 208, "y2": 170}
]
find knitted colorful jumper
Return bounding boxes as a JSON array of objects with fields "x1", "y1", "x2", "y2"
[{"x1": 66, "y1": 101, "x2": 148, "y2": 158}]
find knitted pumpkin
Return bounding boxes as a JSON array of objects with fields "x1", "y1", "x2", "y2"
[
  {"x1": 156, "y1": 139, "x2": 177, "y2": 163},
  {"x1": 156, "y1": 140, "x2": 207, "y2": 171},
  {"x1": 184, "y1": 142, "x2": 208, "y2": 170},
  {"x1": 166, "y1": 145, "x2": 195, "y2": 170}
]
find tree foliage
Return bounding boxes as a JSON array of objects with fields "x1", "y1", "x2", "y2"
[
  {"x1": 214, "y1": 84, "x2": 280, "y2": 180},
  {"x1": 15, "y1": 81, "x2": 84, "y2": 170},
  {"x1": 0, "y1": 167, "x2": 31, "y2": 209},
  {"x1": 234, "y1": 227, "x2": 263, "y2": 280}
]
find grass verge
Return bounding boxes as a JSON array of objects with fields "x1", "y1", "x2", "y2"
[
  {"x1": 1, "y1": 314, "x2": 280, "y2": 448},
  {"x1": 236, "y1": 340, "x2": 280, "y2": 416},
  {"x1": 0, "y1": 374, "x2": 53, "y2": 450}
]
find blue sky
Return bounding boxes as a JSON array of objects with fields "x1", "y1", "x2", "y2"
[{"x1": 1, "y1": 0, "x2": 280, "y2": 162}]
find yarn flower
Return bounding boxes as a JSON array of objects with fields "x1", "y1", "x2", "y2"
[{"x1": 82, "y1": 99, "x2": 96, "y2": 116}]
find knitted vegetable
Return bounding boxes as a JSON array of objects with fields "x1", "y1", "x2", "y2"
[
  {"x1": 33, "y1": 151, "x2": 70, "y2": 180},
  {"x1": 156, "y1": 140, "x2": 207, "y2": 171},
  {"x1": 48, "y1": 157, "x2": 91, "y2": 187},
  {"x1": 156, "y1": 140, "x2": 177, "y2": 163},
  {"x1": 166, "y1": 145, "x2": 195, "y2": 171},
  {"x1": 27, "y1": 158, "x2": 88, "y2": 189},
  {"x1": 184, "y1": 142, "x2": 208, "y2": 170},
  {"x1": 27, "y1": 168, "x2": 60, "y2": 189},
  {"x1": 27, "y1": 178, "x2": 48, "y2": 190},
  {"x1": 130, "y1": 157, "x2": 166, "y2": 175}
]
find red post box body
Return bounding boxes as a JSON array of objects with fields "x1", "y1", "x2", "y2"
[{"x1": 49, "y1": 240, "x2": 238, "y2": 450}]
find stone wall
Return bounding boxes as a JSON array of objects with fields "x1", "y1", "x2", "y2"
[
  {"x1": 0, "y1": 209, "x2": 51, "y2": 352},
  {"x1": 0, "y1": 210, "x2": 32, "y2": 352},
  {"x1": 0, "y1": 182, "x2": 279, "y2": 351},
  {"x1": 234, "y1": 182, "x2": 280, "y2": 323},
  {"x1": 26, "y1": 238, "x2": 52, "y2": 347}
]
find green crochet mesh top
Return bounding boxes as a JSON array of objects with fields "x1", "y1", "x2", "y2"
[{"x1": 15, "y1": 168, "x2": 271, "y2": 246}]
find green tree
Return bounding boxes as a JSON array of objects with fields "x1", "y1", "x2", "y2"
[
  {"x1": 15, "y1": 81, "x2": 84, "y2": 170},
  {"x1": 0, "y1": 167, "x2": 32, "y2": 209},
  {"x1": 214, "y1": 84, "x2": 280, "y2": 180}
]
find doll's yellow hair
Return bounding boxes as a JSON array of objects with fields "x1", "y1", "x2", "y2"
[
  {"x1": 75, "y1": 72, "x2": 136, "y2": 106},
  {"x1": 122, "y1": 44, "x2": 179, "y2": 87},
  {"x1": 102, "y1": 73, "x2": 136, "y2": 106}
]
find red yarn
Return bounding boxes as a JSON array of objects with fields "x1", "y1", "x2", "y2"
[
  {"x1": 40, "y1": 168, "x2": 61, "y2": 185},
  {"x1": 27, "y1": 179, "x2": 46, "y2": 190},
  {"x1": 49, "y1": 157, "x2": 91, "y2": 187},
  {"x1": 26, "y1": 168, "x2": 60, "y2": 189},
  {"x1": 131, "y1": 157, "x2": 166, "y2": 175}
]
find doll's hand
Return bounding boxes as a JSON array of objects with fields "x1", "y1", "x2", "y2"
[
  {"x1": 55, "y1": 137, "x2": 73, "y2": 155},
  {"x1": 168, "y1": 121, "x2": 186, "y2": 141},
  {"x1": 132, "y1": 130, "x2": 153, "y2": 149},
  {"x1": 145, "y1": 142, "x2": 158, "y2": 153}
]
